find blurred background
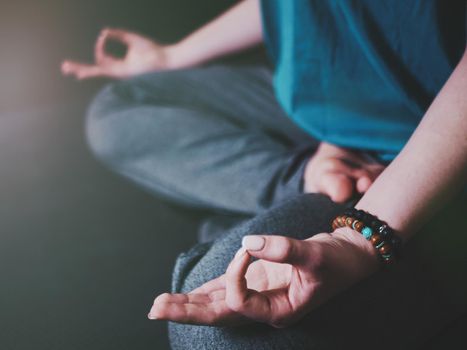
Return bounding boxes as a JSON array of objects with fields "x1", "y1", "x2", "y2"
[
  {"x1": 0, "y1": 1, "x2": 240, "y2": 349},
  {"x1": 1, "y1": 1, "x2": 466, "y2": 350}
]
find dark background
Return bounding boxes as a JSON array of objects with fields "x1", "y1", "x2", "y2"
[
  {"x1": 1, "y1": 1, "x2": 466, "y2": 350},
  {"x1": 0, "y1": 1, "x2": 237, "y2": 349}
]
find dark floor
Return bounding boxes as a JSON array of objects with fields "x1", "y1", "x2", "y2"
[{"x1": 0, "y1": 98, "x2": 200, "y2": 350}]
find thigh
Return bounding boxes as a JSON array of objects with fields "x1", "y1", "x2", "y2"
[
  {"x1": 88, "y1": 64, "x2": 312, "y2": 148},
  {"x1": 86, "y1": 66, "x2": 318, "y2": 214},
  {"x1": 168, "y1": 194, "x2": 467, "y2": 350}
]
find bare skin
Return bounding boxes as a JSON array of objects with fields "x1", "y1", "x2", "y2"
[
  {"x1": 148, "y1": 229, "x2": 378, "y2": 327},
  {"x1": 63, "y1": 0, "x2": 466, "y2": 329},
  {"x1": 303, "y1": 142, "x2": 384, "y2": 202},
  {"x1": 62, "y1": 29, "x2": 170, "y2": 80}
]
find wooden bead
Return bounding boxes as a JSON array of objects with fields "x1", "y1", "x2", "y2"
[
  {"x1": 370, "y1": 233, "x2": 383, "y2": 246},
  {"x1": 334, "y1": 216, "x2": 341, "y2": 227},
  {"x1": 332, "y1": 220, "x2": 338, "y2": 230},
  {"x1": 345, "y1": 217, "x2": 355, "y2": 227},
  {"x1": 378, "y1": 243, "x2": 392, "y2": 255},
  {"x1": 336, "y1": 216, "x2": 344, "y2": 227},
  {"x1": 353, "y1": 220, "x2": 364, "y2": 232}
]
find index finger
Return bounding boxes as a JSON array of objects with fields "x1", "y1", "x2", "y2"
[
  {"x1": 95, "y1": 31, "x2": 110, "y2": 64},
  {"x1": 102, "y1": 27, "x2": 139, "y2": 45},
  {"x1": 225, "y1": 248, "x2": 272, "y2": 323}
]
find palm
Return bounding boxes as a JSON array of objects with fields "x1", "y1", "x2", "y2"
[
  {"x1": 151, "y1": 258, "x2": 300, "y2": 327},
  {"x1": 149, "y1": 231, "x2": 378, "y2": 327},
  {"x1": 103, "y1": 34, "x2": 165, "y2": 77},
  {"x1": 246, "y1": 259, "x2": 292, "y2": 291},
  {"x1": 244, "y1": 259, "x2": 316, "y2": 327},
  {"x1": 150, "y1": 234, "x2": 336, "y2": 327}
]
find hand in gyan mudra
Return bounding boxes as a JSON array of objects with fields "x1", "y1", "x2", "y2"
[
  {"x1": 148, "y1": 229, "x2": 378, "y2": 328},
  {"x1": 61, "y1": 28, "x2": 170, "y2": 80}
]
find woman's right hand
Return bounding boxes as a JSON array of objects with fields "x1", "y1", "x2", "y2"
[{"x1": 61, "y1": 28, "x2": 176, "y2": 80}]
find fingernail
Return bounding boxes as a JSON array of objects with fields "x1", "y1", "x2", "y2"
[
  {"x1": 148, "y1": 312, "x2": 157, "y2": 320},
  {"x1": 242, "y1": 236, "x2": 265, "y2": 251}
]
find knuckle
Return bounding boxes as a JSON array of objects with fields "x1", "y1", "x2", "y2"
[
  {"x1": 275, "y1": 238, "x2": 294, "y2": 261},
  {"x1": 322, "y1": 158, "x2": 341, "y2": 171},
  {"x1": 204, "y1": 314, "x2": 217, "y2": 325},
  {"x1": 154, "y1": 293, "x2": 171, "y2": 304},
  {"x1": 307, "y1": 245, "x2": 326, "y2": 274},
  {"x1": 150, "y1": 304, "x2": 165, "y2": 319},
  {"x1": 225, "y1": 296, "x2": 246, "y2": 313}
]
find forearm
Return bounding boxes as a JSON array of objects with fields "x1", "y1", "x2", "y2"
[
  {"x1": 165, "y1": 0, "x2": 262, "y2": 69},
  {"x1": 355, "y1": 49, "x2": 467, "y2": 240}
]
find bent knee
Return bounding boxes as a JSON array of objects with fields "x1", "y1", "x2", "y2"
[
  {"x1": 168, "y1": 322, "x2": 309, "y2": 350},
  {"x1": 85, "y1": 80, "x2": 148, "y2": 165},
  {"x1": 85, "y1": 86, "x2": 119, "y2": 165},
  {"x1": 84, "y1": 73, "x2": 181, "y2": 165}
]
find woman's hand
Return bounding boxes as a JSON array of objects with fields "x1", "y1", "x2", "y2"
[
  {"x1": 148, "y1": 228, "x2": 378, "y2": 327},
  {"x1": 304, "y1": 142, "x2": 386, "y2": 203},
  {"x1": 61, "y1": 1, "x2": 264, "y2": 80},
  {"x1": 61, "y1": 28, "x2": 176, "y2": 80}
]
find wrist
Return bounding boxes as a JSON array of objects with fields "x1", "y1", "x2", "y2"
[
  {"x1": 332, "y1": 208, "x2": 403, "y2": 265},
  {"x1": 164, "y1": 40, "x2": 204, "y2": 70},
  {"x1": 162, "y1": 43, "x2": 184, "y2": 70},
  {"x1": 354, "y1": 201, "x2": 411, "y2": 239},
  {"x1": 331, "y1": 226, "x2": 380, "y2": 270}
]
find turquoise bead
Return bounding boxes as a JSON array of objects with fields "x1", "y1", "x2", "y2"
[{"x1": 362, "y1": 227, "x2": 373, "y2": 240}]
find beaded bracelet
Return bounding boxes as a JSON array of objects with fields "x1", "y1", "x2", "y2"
[{"x1": 331, "y1": 208, "x2": 402, "y2": 265}]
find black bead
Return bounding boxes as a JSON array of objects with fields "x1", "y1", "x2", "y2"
[
  {"x1": 378, "y1": 224, "x2": 388, "y2": 233},
  {"x1": 379, "y1": 226, "x2": 392, "y2": 238},
  {"x1": 391, "y1": 236, "x2": 402, "y2": 249},
  {"x1": 361, "y1": 212, "x2": 372, "y2": 224},
  {"x1": 355, "y1": 210, "x2": 365, "y2": 220},
  {"x1": 370, "y1": 220, "x2": 382, "y2": 230}
]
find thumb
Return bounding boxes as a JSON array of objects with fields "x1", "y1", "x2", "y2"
[
  {"x1": 61, "y1": 60, "x2": 112, "y2": 80},
  {"x1": 241, "y1": 235, "x2": 309, "y2": 266},
  {"x1": 356, "y1": 175, "x2": 373, "y2": 193}
]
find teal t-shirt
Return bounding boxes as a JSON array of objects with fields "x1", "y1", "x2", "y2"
[{"x1": 261, "y1": 0, "x2": 466, "y2": 162}]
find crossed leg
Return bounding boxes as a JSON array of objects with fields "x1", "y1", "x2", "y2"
[
  {"x1": 168, "y1": 194, "x2": 467, "y2": 350},
  {"x1": 85, "y1": 65, "x2": 316, "y2": 216},
  {"x1": 84, "y1": 64, "x2": 467, "y2": 349}
]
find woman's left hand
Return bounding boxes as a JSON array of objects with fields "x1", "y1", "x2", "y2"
[{"x1": 148, "y1": 227, "x2": 379, "y2": 327}]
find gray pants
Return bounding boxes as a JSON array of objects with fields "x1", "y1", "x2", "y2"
[{"x1": 86, "y1": 65, "x2": 467, "y2": 349}]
